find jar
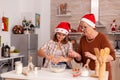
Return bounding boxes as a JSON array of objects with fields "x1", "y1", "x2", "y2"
[
  {"x1": 81, "y1": 67, "x2": 89, "y2": 76},
  {"x1": 15, "y1": 61, "x2": 23, "y2": 74}
]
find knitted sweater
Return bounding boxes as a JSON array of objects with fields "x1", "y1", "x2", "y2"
[{"x1": 76, "y1": 32, "x2": 115, "y2": 80}]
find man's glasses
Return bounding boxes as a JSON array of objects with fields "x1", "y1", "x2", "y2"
[{"x1": 79, "y1": 26, "x2": 87, "y2": 31}]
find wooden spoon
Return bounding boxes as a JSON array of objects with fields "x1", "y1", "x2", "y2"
[{"x1": 84, "y1": 59, "x2": 90, "y2": 69}]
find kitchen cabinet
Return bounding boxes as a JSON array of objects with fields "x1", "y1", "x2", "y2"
[
  {"x1": 107, "y1": 32, "x2": 120, "y2": 50},
  {"x1": 68, "y1": 32, "x2": 82, "y2": 42},
  {"x1": 111, "y1": 55, "x2": 120, "y2": 80},
  {"x1": 68, "y1": 32, "x2": 82, "y2": 51},
  {"x1": 0, "y1": 55, "x2": 24, "y2": 70},
  {"x1": 0, "y1": 55, "x2": 24, "y2": 79},
  {"x1": 108, "y1": 32, "x2": 120, "y2": 35}
]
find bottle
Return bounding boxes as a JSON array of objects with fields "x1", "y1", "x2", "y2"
[
  {"x1": 15, "y1": 61, "x2": 23, "y2": 74},
  {"x1": 1, "y1": 43, "x2": 5, "y2": 57},
  {"x1": 4, "y1": 44, "x2": 10, "y2": 57},
  {"x1": 27, "y1": 56, "x2": 35, "y2": 72},
  {"x1": 0, "y1": 47, "x2": 1, "y2": 58},
  {"x1": 22, "y1": 17, "x2": 27, "y2": 27}
]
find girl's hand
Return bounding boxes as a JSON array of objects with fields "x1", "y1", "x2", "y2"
[
  {"x1": 51, "y1": 57, "x2": 60, "y2": 64},
  {"x1": 57, "y1": 56, "x2": 66, "y2": 62},
  {"x1": 45, "y1": 54, "x2": 54, "y2": 61},
  {"x1": 51, "y1": 56, "x2": 66, "y2": 64}
]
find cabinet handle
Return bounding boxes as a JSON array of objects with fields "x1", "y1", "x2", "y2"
[{"x1": 119, "y1": 58, "x2": 120, "y2": 68}]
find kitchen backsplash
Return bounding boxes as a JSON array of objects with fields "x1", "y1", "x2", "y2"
[{"x1": 51, "y1": 0, "x2": 120, "y2": 50}]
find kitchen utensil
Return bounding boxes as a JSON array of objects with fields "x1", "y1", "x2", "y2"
[
  {"x1": 81, "y1": 67, "x2": 90, "y2": 77},
  {"x1": 94, "y1": 47, "x2": 110, "y2": 80},
  {"x1": 83, "y1": 59, "x2": 90, "y2": 69},
  {"x1": 99, "y1": 47, "x2": 110, "y2": 80},
  {"x1": 93, "y1": 48, "x2": 100, "y2": 77},
  {"x1": 81, "y1": 59, "x2": 90, "y2": 77},
  {"x1": 15, "y1": 61, "x2": 23, "y2": 74}
]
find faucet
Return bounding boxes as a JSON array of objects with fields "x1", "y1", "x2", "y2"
[{"x1": 115, "y1": 40, "x2": 120, "y2": 50}]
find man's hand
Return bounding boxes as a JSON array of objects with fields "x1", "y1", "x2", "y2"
[
  {"x1": 85, "y1": 52, "x2": 97, "y2": 60},
  {"x1": 68, "y1": 50, "x2": 81, "y2": 58}
]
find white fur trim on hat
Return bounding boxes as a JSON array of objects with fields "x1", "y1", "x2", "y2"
[
  {"x1": 55, "y1": 28, "x2": 68, "y2": 35},
  {"x1": 81, "y1": 18, "x2": 95, "y2": 28}
]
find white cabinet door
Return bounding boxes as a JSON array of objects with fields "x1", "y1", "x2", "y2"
[{"x1": 111, "y1": 57, "x2": 120, "y2": 80}]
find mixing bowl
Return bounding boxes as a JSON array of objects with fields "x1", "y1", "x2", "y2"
[{"x1": 49, "y1": 64, "x2": 66, "y2": 73}]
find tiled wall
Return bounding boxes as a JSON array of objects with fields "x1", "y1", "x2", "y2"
[
  {"x1": 51, "y1": 0, "x2": 90, "y2": 36},
  {"x1": 100, "y1": 0, "x2": 120, "y2": 32},
  {"x1": 51, "y1": 0, "x2": 120, "y2": 48}
]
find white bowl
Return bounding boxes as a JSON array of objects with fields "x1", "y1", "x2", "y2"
[
  {"x1": 49, "y1": 64, "x2": 66, "y2": 73},
  {"x1": 10, "y1": 53, "x2": 20, "y2": 57}
]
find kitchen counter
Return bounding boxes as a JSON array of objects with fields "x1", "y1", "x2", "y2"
[
  {"x1": 1, "y1": 68, "x2": 108, "y2": 80},
  {"x1": 115, "y1": 51, "x2": 120, "y2": 57},
  {"x1": 0, "y1": 55, "x2": 24, "y2": 61},
  {"x1": 116, "y1": 54, "x2": 120, "y2": 57},
  {"x1": 0, "y1": 55, "x2": 24, "y2": 70}
]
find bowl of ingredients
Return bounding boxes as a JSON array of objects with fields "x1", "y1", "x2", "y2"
[
  {"x1": 10, "y1": 52, "x2": 20, "y2": 57},
  {"x1": 49, "y1": 64, "x2": 66, "y2": 73},
  {"x1": 10, "y1": 46, "x2": 20, "y2": 57}
]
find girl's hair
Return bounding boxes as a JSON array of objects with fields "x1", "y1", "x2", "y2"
[{"x1": 53, "y1": 33, "x2": 68, "y2": 44}]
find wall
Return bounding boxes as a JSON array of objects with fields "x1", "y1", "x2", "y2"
[
  {"x1": 0, "y1": 0, "x2": 50, "y2": 65},
  {"x1": 100, "y1": 0, "x2": 120, "y2": 32},
  {"x1": 51, "y1": 0, "x2": 91, "y2": 36},
  {"x1": 51, "y1": 0, "x2": 120, "y2": 33},
  {"x1": 51, "y1": 0, "x2": 120, "y2": 48},
  {"x1": 20, "y1": 0, "x2": 50, "y2": 48},
  {"x1": 37, "y1": 0, "x2": 50, "y2": 48},
  {"x1": 0, "y1": 0, "x2": 50, "y2": 48},
  {"x1": 0, "y1": 0, "x2": 21, "y2": 45},
  {"x1": 36, "y1": 0, "x2": 50, "y2": 66},
  {"x1": 100, "y1": 0, "x2": 120, "y2": 48}
]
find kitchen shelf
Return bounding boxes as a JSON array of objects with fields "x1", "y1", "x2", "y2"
[
  {"x1": 96, "y1": 24, "x2": 105, "y2": 28},
  {"x1": 56, "y1": 14, "x2": 72, "y2": 17},
  {"x1": 95, "y1": 22, "x2": 105, "y2": 28},
  {"x1": 108, "y1": 32, "x2": 120, "y2": 35},
  {"x1": 69, "y1": 32, "x2": 82, "y2": 35}
]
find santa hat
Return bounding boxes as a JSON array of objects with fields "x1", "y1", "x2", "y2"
[
  {"x1": 55, "y1": 22, "x2": 71, "y2": 35},
  {"x1": 81, "y1": 13, "x2": 96, "y2": 28}
]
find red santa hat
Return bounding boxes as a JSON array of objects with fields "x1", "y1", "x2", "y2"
[
  {"x1": 81, "y1": 13, "x2": 96, "y2": 28},
  {"x1": 55, "y1": 22, "x2": 71, "y2": 35}
]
